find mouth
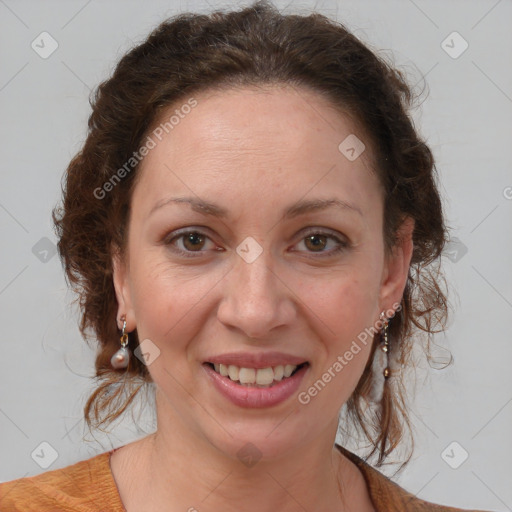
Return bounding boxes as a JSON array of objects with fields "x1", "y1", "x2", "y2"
[
  {"x1": 202, "y1": 359, "x2": 310, "y2": 408},
  {"x1": 203, "y1": 362, "x2": 309, "y2": 388}
]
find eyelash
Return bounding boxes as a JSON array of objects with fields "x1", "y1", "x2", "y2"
[{"x1": 164, "y1": 228, "x2": 349, "y2": 259}]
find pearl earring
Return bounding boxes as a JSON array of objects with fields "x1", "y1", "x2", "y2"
[{"x1": 110, "y1": 316, "x2": 130, "y2": 369}]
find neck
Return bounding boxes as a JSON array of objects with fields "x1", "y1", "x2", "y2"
[{"x1": 120, "y1": 389, "x2": 362, "y2": 512}]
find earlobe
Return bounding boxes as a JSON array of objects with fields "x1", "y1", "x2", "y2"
[
  {"x1": 111, "y1": 248, "x2": 135, "y2": 330},
  {"x1": 379, "y1": 216, "x2": 415, "y2": 311}
]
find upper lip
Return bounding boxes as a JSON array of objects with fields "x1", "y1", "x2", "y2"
[{"x1": 205, "y1": 351, "x2": 309, "y2": 369}]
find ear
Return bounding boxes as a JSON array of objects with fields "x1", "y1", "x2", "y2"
[
  {"x1": 112, "y1": 246, "x2": 136, "y2": 331},
  {"x1": 378, "y1": 216, "x2": 414, "y2": 313}
]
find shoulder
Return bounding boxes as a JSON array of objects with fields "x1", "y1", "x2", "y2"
[
  {"x1": 0, "y1": 450, "x2": 124, "y2": 512},
  {"x1": 335, "y1": 444, "x2": 491, "y2": 512}
]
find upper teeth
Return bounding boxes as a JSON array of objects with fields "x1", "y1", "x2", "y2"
[{"x1": 213, "y1": 363, "x2": 299, "y2": 385}]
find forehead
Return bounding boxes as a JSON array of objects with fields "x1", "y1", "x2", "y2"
[{"x1": 133, "y1": 84, "x2": 380, "y2": 215}]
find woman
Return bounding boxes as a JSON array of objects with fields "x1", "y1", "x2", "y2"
[{"x1": 0, "y1": 1, "x2": 491, "y2": 511}]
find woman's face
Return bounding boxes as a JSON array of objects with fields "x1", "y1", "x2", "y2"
[{"x1": 113, "y1": 84, "x2": 412, "y2": 460}]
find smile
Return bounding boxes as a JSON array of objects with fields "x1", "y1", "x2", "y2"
[
  {"x1": 205, "y1": 362, "x2": 308, "y2": 388},
  {"x1": 202, "y1": 362, "x2": 310, "y2": 408}
]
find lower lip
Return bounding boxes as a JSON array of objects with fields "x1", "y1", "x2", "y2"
[{"x1": 202, "y1": 363, "x2": 309, "y2": 408}]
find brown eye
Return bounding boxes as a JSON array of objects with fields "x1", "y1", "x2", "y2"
[
  {"x1": 164, "y1": 230, "x2": 216, "y2": 257},
  {"x1": 304, "y1": 234, "x2": 328, "y2": 252},
  {"x1": 182, "y1": 232, "x2": 206, "y2": 251},
  {"x1": 293, "y1": 230, "x2": 348, "y2": 258}
]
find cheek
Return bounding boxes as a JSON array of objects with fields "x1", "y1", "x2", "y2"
[
  {"x1": 305, "y1": 255, "x2": 383, "y2": 341},
  {"x1": 298, "y1": 255, "x2": 383, "y2": 399},
  {"x1": 128, "y1": 251, "x2": 223, "y2": 347},
  {"x1": 298, "y1": 277, "x2": 380, "y2": 410}
]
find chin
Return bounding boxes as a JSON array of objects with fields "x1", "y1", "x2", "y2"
[{"x1": 207, "y1": 430, "x2": 303, "y2": 465}]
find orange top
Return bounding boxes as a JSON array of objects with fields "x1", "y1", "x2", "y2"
[{"x1": 0, "y1": 444, "x2": 489, "y2": 511}]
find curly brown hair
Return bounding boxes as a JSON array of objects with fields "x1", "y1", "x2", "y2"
[{"x1": 52, "y1": 0, "x2": 449, "y2": 468}]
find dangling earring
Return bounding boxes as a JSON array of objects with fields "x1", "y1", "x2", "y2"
[
  {"x1": 381, "y1": 312, "x2": 391, "y2": 380},
  {"x1": 369, "y1": 312, "x2": 391, "y2": 403},
  {"x1": 111, "y1": 316, "x2": 130, "y2": 369}
]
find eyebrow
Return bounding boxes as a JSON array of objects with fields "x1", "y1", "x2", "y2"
[{"x1": 148, "y1": 196, "x2": 363, "y2": 219}]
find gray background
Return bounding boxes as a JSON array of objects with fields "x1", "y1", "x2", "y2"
[{"x1": 0, "y1": 0, "x2": 511, "y2": 510}]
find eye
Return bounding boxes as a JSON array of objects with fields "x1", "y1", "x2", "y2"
[
  {"x1": 164, "y1": 230, "x2": 217, "y2": 256},
  {"x1": 163, "y1": 228, "x2": 348, "y2": 258},
  {"x1": 293, "y1": 230, "x2": 348, "y2": 256}
]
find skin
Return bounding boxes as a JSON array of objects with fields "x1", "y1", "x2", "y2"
[{"x1": 110, "y1": 84, "x2": 414, "y2": 512}]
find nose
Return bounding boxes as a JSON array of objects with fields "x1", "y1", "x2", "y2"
[{"x1": 216, "y1": 250, "x2": 296, "y2": 339}]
